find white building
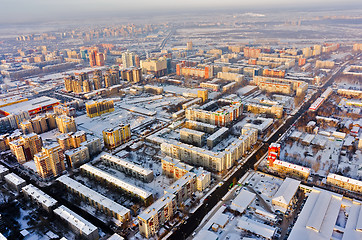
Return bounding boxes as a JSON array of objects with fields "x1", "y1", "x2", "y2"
[
  {"x1": 237, "y1": 216, "x2": 277, "y2": 240},
  {"x1": 0, "y1": 164, "x2": 10, "y2": 181},
  {"x1": 22, "y1": 184, "x2": 57, "y2": 212},
  {"x1": 57, "y1": 175, "x2": 131, "y2": 222},
  {"x1": 65, "y1": 146, "x2": 90, "y2": 168},
  {"x1": 164, "y1": 172, "x2": 196, "y2": 205},
  {"x1": 80, "y1": 164, "x2": 153, "y2": 204},
  {"x1": 272, "y1": 177, "x2": 300, "y2": 213},
  {"x1": 101, "y1": 154, "x2": 154, "y2": 182},
  {"x1": 230, "y1": 189, "x2": 256, "y2": 213},
  {"x1": 288, "y1": 187, "x2": 362, "y2": 240},
  {"x1": 4, "y1": 173, "x2": 26, "y2": 193},
  {"x1": 54, "y1": 205, "x2": 99, "y2": 240}
]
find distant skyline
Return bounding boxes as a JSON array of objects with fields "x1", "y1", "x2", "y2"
[{"x1": 1, "y1": 0, "x2": 362, "y2": 24}]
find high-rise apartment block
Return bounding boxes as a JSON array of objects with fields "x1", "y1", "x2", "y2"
[
  {"x1": 86, "y1": 99, "x2": 114, "y2": 118},
  {"x1": 9, "y1": 133, "x2": 42, "y2": 164},
  {"x1": 103, "y1": 124, "x2": 131, "y2": 150},
  {"x1": 34, "y1": 143, "x2": 65, "y2": 179},
  {"x1": 57, "y1": 131, "x2": 87, "y2": 150},
  {"x1": 122, "y1": 52, "x2": 136, "y2": 68},
  {"x1": 20, "y1": 114, "x2": 56, "y2": 134},
  {"x1": 56, "y1": 115, "x2": 77, "y2": 133},
  {"x1": 120, "y1": 67, "x2": 142, "y2": 82}
]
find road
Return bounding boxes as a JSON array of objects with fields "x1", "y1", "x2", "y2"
[{"x1": 168, "y1": 63, "x2": 345, "y2": 239}]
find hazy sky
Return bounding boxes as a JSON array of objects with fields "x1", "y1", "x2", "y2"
[{"x1": 1, "y1": 0, "x2": 361, "y2": 24}]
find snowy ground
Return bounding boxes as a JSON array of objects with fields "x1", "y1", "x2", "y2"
[
  {"x1": 280, "y1": 134, "x2": 343, "y2": 176},
  {"x1": 76, "y1": 108, "x2": 146, "y2": 138}
]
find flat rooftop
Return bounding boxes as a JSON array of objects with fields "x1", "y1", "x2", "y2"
[
  {"x1": 80, "y1": 164, "x2": 152, "y2": 199},
  {"x1": 0, "y1": 96, "x2": 60, "y2": 115},
  {"x1": 101, "y1": 153, "x2": 153, "y2": 176},
  {"x1": 22, "y1": 184, "x2": 57, "y2": 208},
  {"x1": 54, "y1": 205, "x2": 98, "y2": 236},
  {"x1": 57, "y1": 175, "x2": 130, "y2": 218}
]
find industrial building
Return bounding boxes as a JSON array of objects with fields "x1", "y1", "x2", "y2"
[
  {"x1": 0, "y1": 96, "x2": 60, "y2": 117},
  {"x1": 288, "y1": 187, "x2": 362, "y2": 240}
]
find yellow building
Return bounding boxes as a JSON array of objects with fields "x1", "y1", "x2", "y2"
[
  {"x1": 103, "y1": 124, "x2": 131, "y2": 150},
  {"x1": 86, "y1": 100, "x2": 114, "y2": 118},
  {"x1": 327, "y1": 173, "x2": 362, "y2": 193},
  {"x1": 34, "y1": 143, "x2": 65, "y2": 179},
  {"x1": 9, "y1": 133, "x2": 42, "y2": 164},
  {"x1": 56, "y1": 115, "x2": 77, "y2": 133}
]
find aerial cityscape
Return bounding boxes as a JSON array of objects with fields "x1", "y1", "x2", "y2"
[{"x1": 0, "y1": 1, "x2": 362, "y2": 240}]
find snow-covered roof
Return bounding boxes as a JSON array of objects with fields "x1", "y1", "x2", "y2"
[
  {"x1": 54, "y1": 205, "x2": 98, "y2": 236},
  {"x1": 288, "y1": 188, "x2": 344, "y2": 240},
  {"x1": 80, "y1": 164, "x2": 152, "y2": 199},
  {"x1": 0, "y1": 164, "x2": 9, "y2": 174},
  {"x1": 101, "y1": 153, "x2": 153, "y2": 176},
  {"x1": 22, "y1": 184, "x2": 57, "y2": 208},
  {"x1": 231, "y1": 189, "x2": 256, "y2": 213},
  {"x1": 4, "y1": 173, "x2": 26, "y2": 186},
  {"x1": 327, "y1": 173, "x2": 362, "y2": 187},
  {"x1": 309, "y1": 97, "x2": 324, "y2": 111},
  {"x1": 207, "y1": 127, "x2": 228, "y2": 141},
  {"x1": 138, "y1": 193, "x2": 175, "y2": 221},
  {"x1": 107, "y1": 233, "x2": 125, "y2": 240},
  {"x1": 180, "y1": 128, "x2": 205, "y2": 137},
  {"x1": 302, "y1": 134, "x2": 315, "y2": 144},
  {"x1": 165, "y1": 172, "x2": 196, "y2": 195},
  {"x1": 273, "y1": 160, "x2": 311, "y2": 174},
  {"x1": 272, "y1": 177, "x2": 300, "y2": 206},
  {"x1": 57, "y1": 175, "x2": 130, "y2": 217},
  {"x1": 194, "y1": 229, "x2": 218, "y2": 240},
  {"x1": 237, "y1": 216, "x2": 276, "y2": 239}
]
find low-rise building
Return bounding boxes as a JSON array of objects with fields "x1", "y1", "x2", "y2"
[
  {"x1": 22, "y1": 184, "x2": 57, "y2": 212},
  {"x1": 272, "y1": 177, "x2": 300, "y2": 213},
  {"x1": 57, "y1": 176, "x2": 131, "y2": 222},
  {"x1": 80, "y1": 164, "x2": 153, "y2": 205},
  {"x1": 54, "y1": 205, "x2": 99, "y2": 240},
  {"x1": 326, "y1": 173, "x2": 362, "y2": 193},
  {"x1": 101, "y1": 154, "x2": 154, "y2": 182},
  {"x1": 4, "y1": 173, "x2": 26, "y2": 193}
]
